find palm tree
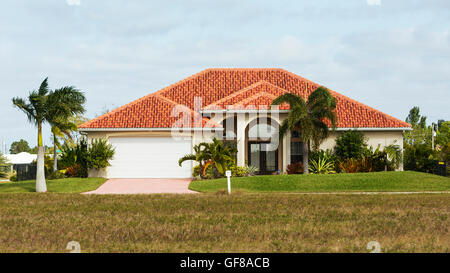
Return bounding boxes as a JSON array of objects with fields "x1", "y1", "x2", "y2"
[
  {"x1": 179, "y1": 137, "x2": 236, "y2": 177},
  {"x1": 50, "y1": 120, "x2": 77, "y2": 172},
  {"x1": 272, "y1": 86, "x2": 337, "y2": 174},
  {"x1": 12, "y1": 78, "x2": 86, "y2": 192}
]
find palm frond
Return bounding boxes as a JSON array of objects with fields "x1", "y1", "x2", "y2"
[
  {"x1": 12, "y1": 97, "x2": 38, "y2": 125},
  {"x1": 271, "y1": 93, "x2": 303, "y2": 108},
  {"x1": 178, "y1": 154, "x2": 197, "y2": 166}
]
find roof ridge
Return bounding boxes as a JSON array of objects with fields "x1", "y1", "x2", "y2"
[
  {"x1": 204, "y1": 80, "x2": 288, "y2": 109},
  {"x1": 280, "y1": 69, "x2": 410, "y2": 127},
  {"x1": 236, "y1": 91, "x2": 278, "y2": 106}
]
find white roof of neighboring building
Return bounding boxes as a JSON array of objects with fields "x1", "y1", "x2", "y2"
[{"x1": 4, "y1": 152, "x2": 37, "y2": 164}]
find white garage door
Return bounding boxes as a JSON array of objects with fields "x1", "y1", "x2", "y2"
[{"x1": 107, "y1": 137, "x2": 192, "y2": 178}]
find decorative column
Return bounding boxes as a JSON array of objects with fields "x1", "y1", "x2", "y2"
[
  {"x1": 236, "y1": 113, "x2": 246, "y2": 166},
  {"x1": 282, "y1": 132, "x2": 290, "y2": 173}
]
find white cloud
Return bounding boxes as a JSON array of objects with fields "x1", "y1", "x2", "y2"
[
  {"x1": 367, "y1": 0, "x2": 381, "y2": 6},
  {"x1": 66, "y1": 0, "x2": 81, "y2": 6}
]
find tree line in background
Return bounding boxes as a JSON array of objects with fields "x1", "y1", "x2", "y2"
[{"x1": 403, "y1": 107, "x2": 449, "y2": 174}]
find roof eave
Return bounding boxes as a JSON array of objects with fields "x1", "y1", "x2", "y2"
[{"x1": 78, "y1": 127, "x2": 223, "y2": 132}]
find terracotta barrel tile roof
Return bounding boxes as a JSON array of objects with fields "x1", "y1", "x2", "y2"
[{"x1": 79, "y1": 68, "x2": 411, "y2": 129}]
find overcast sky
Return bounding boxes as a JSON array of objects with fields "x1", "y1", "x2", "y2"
[{"x1": 0, "y1": 0, "x2": 449, "y2": 151}]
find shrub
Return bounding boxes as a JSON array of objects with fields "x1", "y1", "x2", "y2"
[
  {"x1": 87, "y1": 139, "x2": 115, "y2": 170},
  {"x1": 246, "y1": 165, "x2": 259, "y2": 176},
  {"x1": 335, "y1": 130, "x2": 367, "y2": 160},
  {"x1": 60, "y1": 138, "x2": 115, "y2": 177},
  {"x1": 48, "y1": 170, "x2": 66, "y2": 180},
  {"x1": 9, "y1": 174, "x2": 17, "y2": 182},
  {"x1": 65, "y1": 164, "x2": 85, "y2": 178},
  {"x1": 287, "y1": 162, "x2": 303, "y2": 174},
  {"x1": 230, "y1": 165, "x2": 248, "y2": 177},
  {"x1": 309, "y1": 157, "x2": 336, "y2": 174},
  {"x1": 60, "y1": 139, "x2": 89, "y2": 177},
  {"x1": 404, "y1": 143, "x2": 437, "y2": 173},
  {"x1": 309, "y1": 149, "x2": 338, "y2": 173},
  {"x1": 339, "y1": 158, "x2": 361, "y2": 173}
]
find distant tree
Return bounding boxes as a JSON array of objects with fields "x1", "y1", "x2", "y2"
[
  {"x1": 404, "y1": 106, "x2": 431, "y2": 146},
  {"x1": 406, "y1": 106, "x2": 421, "y2": 127},
  {"x1": 0, "y1": 153, "x2": 10, "y2": 178},
  {"x1": 9, "y1": 139, "x2": 31, "y2": 154}
]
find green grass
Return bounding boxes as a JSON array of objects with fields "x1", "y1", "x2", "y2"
[
  {"x1": 0, "y1": 193, "x2": 448, "y2": 252},
  {"x1": 0, "y1": 178, "x2": 107, "y2": 193},
  {"x1": 190, "y1": 171, "x2": 450, "y2": 193}
]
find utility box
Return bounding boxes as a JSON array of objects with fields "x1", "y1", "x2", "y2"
[{"x1": 434, "y1": 161, "x2": 447, "y2": 177}]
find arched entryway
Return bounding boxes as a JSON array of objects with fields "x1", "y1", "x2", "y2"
[{"x1": 245, "y1": 118, "x2": 281, "y2": 175}]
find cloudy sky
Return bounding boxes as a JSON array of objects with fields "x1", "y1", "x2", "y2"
[{"x1": 0, "y1": 0, "x2": 449, "y2": 151}]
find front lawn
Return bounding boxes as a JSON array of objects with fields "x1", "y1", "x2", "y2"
[
  {"x1": 189, "y1": 171, "x2": 450, "y2": 193},
  {"x1": 0, "y1": 193, "x2": 448, "y2": 252},
  {"x1": 0, "y1": 178, "x2": 107, "y2": 193}
]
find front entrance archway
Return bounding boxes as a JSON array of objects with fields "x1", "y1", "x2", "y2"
[{"x1": 245, "y1": 118, "x2": 281, "y2": 175}]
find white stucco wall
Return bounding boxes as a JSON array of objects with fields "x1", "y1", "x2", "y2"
[{"x1": 82, "y1": 125, "x2": 406, "y2": 177}]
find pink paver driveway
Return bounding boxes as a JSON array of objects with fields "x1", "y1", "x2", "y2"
[{"x1": 83, "y1": 179, "x2": 197, "y2": 194}]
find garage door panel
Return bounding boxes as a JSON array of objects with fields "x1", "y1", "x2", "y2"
[{"x1": 108, "y1": 137, "x2": 192, "y2": 178}]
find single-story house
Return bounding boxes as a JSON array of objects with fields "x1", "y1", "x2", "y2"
[
  {"x1": 79, "y1": 68, "x2": 411, "y2": 178},
  {"x1": 5, "y1": 152, "x2": 37, "y2": 173}
]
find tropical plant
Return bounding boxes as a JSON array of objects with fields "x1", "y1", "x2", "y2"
[
  {"x1": 286, "y1": 162, "x2": 303, "y2": 174},
  {"x1": 339, "y1": 158, "x2": 362, "y2": 173},
  {"x1": 179, "y1": 137, "x2": 236, "y2": 178},
  {"x1": 50, "y1": 120, "x2": 77, "y2": 172},
  {"x1": 246, "y1": 165, "x2": 259, "y2": 176},
  {"x1": 384, "y1": 144, "x2": 402, "y2": 170},
  {"x1": 12, "y1": 78, "x2": 86, "y2": 192},
  {"x1": 87, "y1": 139, "x2": 115, "y2": 170},
  {"x1": 272, "y1": 86, "x2": 337, "y2": 174},
  {"x1": 309, "y1": 156, "x2": 336, "y2": 174},
  {"x1": 59, "y1": 138, "x2": 89, "y2": 178},
  {"x1": 335, "y1": 130, "x2": 367, "y2": 160}
]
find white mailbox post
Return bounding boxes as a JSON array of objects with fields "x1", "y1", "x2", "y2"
[{"x1": 225, "y1": 170, "x2": 232, "y2": 194}]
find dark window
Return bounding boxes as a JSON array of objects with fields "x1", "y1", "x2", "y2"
[
  {"x1": 291, "y1": 131, "x2": 301, "y2": 138},
  {"x1": 290, "y1": 141, "x2": 303, "y2": 163}
]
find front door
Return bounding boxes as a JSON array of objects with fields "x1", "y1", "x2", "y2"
[{"x1": 248, "y1": 142, "x2": 278, "y2": 175}]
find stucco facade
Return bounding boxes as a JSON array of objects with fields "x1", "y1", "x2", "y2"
[{"x1": 84, "y1": 112, "x2": 406, "y2": 177}]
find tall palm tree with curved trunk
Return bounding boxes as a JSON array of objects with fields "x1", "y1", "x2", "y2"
[
  {"x1": 272, "y1": 86, "x2": 337, "y2": 174},
  {"x1": 12, "y1": 78, "x2": 86, "y2": 192}
]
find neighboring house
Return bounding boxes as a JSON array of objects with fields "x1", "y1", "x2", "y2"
[
  {"x1": 5, "y1": 152, "x2": 37, "y2": 173},
  {"x1": 79, "y1": 68, "x2": 411, "y2": 178}
]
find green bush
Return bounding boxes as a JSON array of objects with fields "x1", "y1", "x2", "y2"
[
  {"x1": 9, "y1": 174, "x2": 17, "y2": 182},
  {"x1": 230, "y1": 165, "x2": 248, "y2": 177},
  {"x1": 60, "y1": 138, "x2": 115, "y2": 177},
  {"x1": 60, "y1": 138, "x2": 89, "y2": 177},
  {"x1": 335, "y1": 130, "x2": 367, "y2": 160},
  {"x1": 404, "y1": 143, "x2": 437, "y2": 173},
  {"x1": 87, "y1": 139, "x2": 115, "y2": 170},
  {"x1": 48, "y1": 170, "x2": 66, "y2": 180}
]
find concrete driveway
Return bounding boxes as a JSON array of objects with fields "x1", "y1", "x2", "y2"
[{"x1": 83, "y1": 178, "x2": 197, "y2": 194}]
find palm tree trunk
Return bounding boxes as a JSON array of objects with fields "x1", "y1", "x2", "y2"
[
  {"x1": 36, "y1": 123, "x2": 47, "y2": 192},
  {"x1": 303, "y1": 142, "x2": 309, "y2": 174},
  {"x1": 53, "y1": 134, "x2": 58, "y2": 172}
]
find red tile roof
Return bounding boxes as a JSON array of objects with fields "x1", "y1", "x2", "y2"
[{"x1": 79, "y1": 68, "x2": 411, "y2": 129}]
